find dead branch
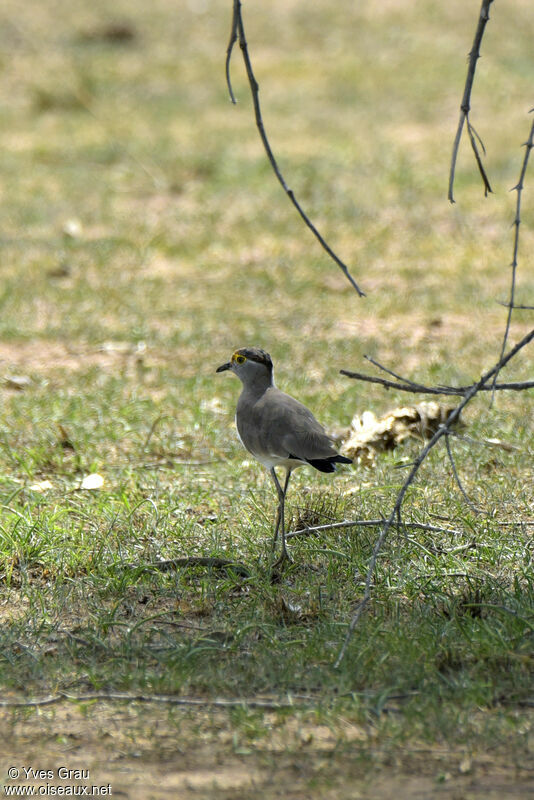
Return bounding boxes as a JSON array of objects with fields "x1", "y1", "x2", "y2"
[
  {"x1": 498, "y1": 302, "x2": 534, "y2": 311},
  {"x1": 225, "y1": 0, "x2": 239, "y2": 104},
  {"x1": 496, "y1": 521, "x2": 534, "y2": 527},
  {"x1": 335, "y1": 327, "x2": 534, "y2": 668},
  {"x1": 448, "y1": 0, "x2": 494, "y2": 202},
  {"x1": 286, "y1": 519, "x2": 461, "y2": 541},
  {"x1": 340, "y1": 367, "x2": 534, "y2": 396},
  {"x1": 226, "y1": 0, "x2": 364, "y2": 296},
  {"x1": 0, "y1": 691, "x2": 304, "y2": 710},
  {"x1": 364, "y1": 354, "x2": 417, "y2": 384},
  {"x1": 492, "y1": 113, "x2": 534, "y2": 394},
  {"x1": 121, "y1": 556, "x2": 251, "y2": 579}
]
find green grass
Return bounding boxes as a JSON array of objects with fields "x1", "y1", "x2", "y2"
[{"x1": 0, "y1": 0, "x2": 533, "y2": 780}]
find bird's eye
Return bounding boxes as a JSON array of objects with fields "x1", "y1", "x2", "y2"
[{"x1": 235, "y1": 355, "x2": 246, "y2": 364}]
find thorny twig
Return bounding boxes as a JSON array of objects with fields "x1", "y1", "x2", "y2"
[
  {"x1": 448, "y1": 0, "x2": 494, "y2": 202},
  {"x1": 491, "y1": 113, "x2": 534, "y2": 397},
  {"x1": 225, "y1": 0, "x2": 364, "y2": 296},
  {"x1": 335, "y1": 327, "x2": 534, "y2": 667}
]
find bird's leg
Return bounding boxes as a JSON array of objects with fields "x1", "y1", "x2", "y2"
[
  {"x1": 279, "y1": 468, "x2": 292, "y2": 564},
  {"x1": 271, "y1": 467, "x2": 292, "y2": 567},
  {"x1": 270, "y1": 467, "x2": 284, "y2": 554}
]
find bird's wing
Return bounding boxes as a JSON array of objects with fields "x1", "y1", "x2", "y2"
[{"x1": 258, "y1": 390, "x2": 337, "y2": 461}]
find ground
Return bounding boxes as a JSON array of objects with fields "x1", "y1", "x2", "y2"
[{"x1": 2, "y1": 703, "x2": 534, "y2": 799}]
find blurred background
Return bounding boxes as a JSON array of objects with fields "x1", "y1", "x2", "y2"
[
  {"x1": 0, "y1": 0, "x2": 533, "y2": 490},
  {"x1": 1, "y1": 0, "x2": 533, "y2": 373}
]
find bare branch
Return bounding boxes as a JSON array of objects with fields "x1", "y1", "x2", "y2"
[
  {"x1": 286, "y1": 519, "x2": 461, "y2": 541},
  {"x1": 227, "y1": 0, "x2": 365, "y2": 296},
  {"x1": 225, "y1": 0, "x2": 239, "y2": 104},
  {"x1": 491, "y1": 113, "x2": 534, "y2": 396},
  {"x1": 0, "y1": 691, "x2": 304, "y2": 710},
  {"x1": 341, "y1": 369, "x2": 449, "y2": 394},
  {"x1": 466, "y1": 118, "x2": 493, "y2": 197},
  {"x1": 340, "y1": 368, "x2": 534, "y2": 395},
  {"x1": 121, "y1": 556, "x2": 251, "y2": 578},
  {"x1": 497, "y1": 301, "x2": 534, "y2": 311},
  {"x1": 495, "y1": 521, "x2": 534, "y2": 527},
  {"x1": 364, "y1": 354, "x2": 415, "y2": 384},
  {"x1": 448, "y1": 0, "x2": 494, "y2": 203},
  {"x1": 335, "y1": 327, "x2": 534, "y2": 668}
]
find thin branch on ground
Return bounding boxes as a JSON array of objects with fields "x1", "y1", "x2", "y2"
[
  {"x1": 0, "y1": 691, "x2": 306, "y2": 710},
  {"x1": 226, "y1": 0, "x2": 365, "y2": 296},
  {"x1": 121, "y1": 556, "x2": 251, "y2": 579},
  {"x1": 496, "y1": 521, "x2": 534, "y2": 527},
  {"x1": 491, "y1": 112, "x2": 534, "y2": 397},
  {"x1": 450, "y1": 431, "x2": 520, "y2": 452},
  {"x1": 286, "y1": 519, "x2": 461, "y2": 541},
  {"x1": 444, "y1": 432, "x2": 481, "y2": 513},
  {"x1": 0, "y1": 689, "x2": 421, "y2": 711},
  {"x1": 335, "y1": 327, "x2": 534, "y2": 668},
  {"x1": 448, "y1": 0, "x2": 494, "y2": 202}
]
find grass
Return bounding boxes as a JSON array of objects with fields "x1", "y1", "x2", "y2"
[{"x1": 0, "y1": 0, "x2": 533, "y2": 794}]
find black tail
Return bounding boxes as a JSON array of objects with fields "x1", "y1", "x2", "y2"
[{"x1": 305, "y1": 454, "x2": 352, "y2": 474}]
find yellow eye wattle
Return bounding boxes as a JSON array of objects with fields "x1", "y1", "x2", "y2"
[{"x1": 234, "y1": 354, "x2": 246, "y2": 364}]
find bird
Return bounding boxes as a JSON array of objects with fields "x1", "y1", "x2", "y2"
[{"x1": 216, "y1": 347, "x2": 352, "y2": 566}]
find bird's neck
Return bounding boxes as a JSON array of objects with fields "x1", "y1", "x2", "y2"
[{"x1": 239, "y1": 373, "x2": 275, "y2": 398}]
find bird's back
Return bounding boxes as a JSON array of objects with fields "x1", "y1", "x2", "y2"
[{"x1": 236, "y1": 385, "x2": 340, "y2": 466}]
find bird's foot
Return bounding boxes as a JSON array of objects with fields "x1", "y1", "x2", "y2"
[{"x1": 271, "y1": 546, "x2": 292, "y2": 572}]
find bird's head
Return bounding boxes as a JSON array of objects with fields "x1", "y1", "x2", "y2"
[{"x1": 216, "y1": 347, "x2": 273, "y2": 384}]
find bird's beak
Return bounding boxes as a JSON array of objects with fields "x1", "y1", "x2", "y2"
[{"x1": 216, "y1": 361, "x2": 231, "y2": 373}]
